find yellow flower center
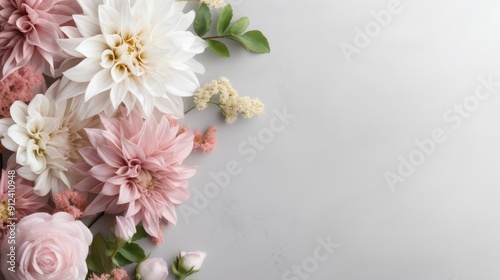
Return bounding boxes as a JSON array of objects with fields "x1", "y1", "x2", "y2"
[
  {"x1": 102, "y1": 32, "x2": 147, "y2": 81},
  {"x1": 0, "y1": 201, "x2": 11, "y2": 222}
]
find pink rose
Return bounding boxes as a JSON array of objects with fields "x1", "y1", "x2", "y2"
[
  {"x1": 137, "y1": 258, "x2": 169, "y2": 280},
  {"x1": 180, "y1": 251, "x2": 207, "y2": 271},
  {"x1": 0, "y1": 212, "x2": 92, "y2": 280}
]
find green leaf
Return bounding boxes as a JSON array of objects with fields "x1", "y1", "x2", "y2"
[
  {"x1": 131, "y1": 226, "x2": 149, "y2": 241},
  {"x1": 114, "y1": 252, "x2": 134, "y2": 266},
  {"x1": 229, "y1": 30, "x2": 270, "y2": 53},
  {"x1": 86, "y1": 233, "x2": 114, "y2": 274},
  {"x1": 217, "y1": 4, "x2": 233, "y2": 35},
  {"x1": 194, "y1": 4, "x2": 212, "y2": 37},
  {"x1": 86, "y1": 255, "x2": 100, "y2": 273},
  {"x1": 230, "y1": 17, "x2": 250, "y2": 35},
  {"x1": 207, "y1": 39, "x2": 230, "y2": 57},
  {"x1": 118, "y1": 242, "x2": 146, "y2": 263}
]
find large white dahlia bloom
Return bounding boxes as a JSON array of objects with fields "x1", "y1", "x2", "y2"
[
  {"x1": 58, "y1": 0, "x2": 206, "y2": 118},
  {"x1": 0, "y1": 82, "x2": 95, "y2": 196}
]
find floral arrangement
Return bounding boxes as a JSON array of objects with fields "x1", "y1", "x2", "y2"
[{"x1": 0, "y1": 0, "x2": 269, "y2": 279}]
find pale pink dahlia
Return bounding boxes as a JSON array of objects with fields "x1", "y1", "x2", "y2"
[
  {"x1": 74, "y1": 110, "x2": 196, "y2": 238},
  {"x1": 0, "y1": 0, "x2": 81, "y2": 79}
]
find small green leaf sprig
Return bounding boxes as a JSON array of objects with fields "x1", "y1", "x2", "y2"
[
  {"x1": 193, "y1": 4, "x2": 270, "y2": 57},
  {"x1": 86, "y1": 226, "x2": 149, "y2": 278}
]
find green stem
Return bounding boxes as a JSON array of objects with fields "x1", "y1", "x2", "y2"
[
  {"x1": 202, "y1": 35, "x2": 229, "y2": 40},
  {"x1": 184, "y1": 105, "x2": 197, "y2": 115},
  {"x1": 207, "y1": 101, "x2": 226, "y2": 115},
  {"x1": 111, "y1": 239, "x2": 125, "y2": 260}
]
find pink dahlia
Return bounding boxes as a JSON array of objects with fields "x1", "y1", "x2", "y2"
[
  {"x1": 0, "y1": 0, "x2": 81, "y2": 79},
  {"x1": 74, "y1": 110, "x2": 196, "y2": 238},
  {"x1": 0, "y1": 166, "x2": 51, "y2": 240}
]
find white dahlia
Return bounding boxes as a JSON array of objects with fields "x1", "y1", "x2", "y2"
[
  {"x1": 0, "y1": 81, "x2": 95, "y2": 196},
  {"x1": 58, "y1": 0, "x2": 206, "y2": 118}
]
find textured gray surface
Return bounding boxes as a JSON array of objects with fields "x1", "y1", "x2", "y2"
[{"x1": 152, "y1": 0, "x2": 500, "y2": 279}]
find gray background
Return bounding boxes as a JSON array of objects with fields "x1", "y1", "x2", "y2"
[{"x1": 8, "y1": 0, "x2": 500, "y2": 279}]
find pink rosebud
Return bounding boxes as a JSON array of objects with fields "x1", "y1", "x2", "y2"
[
  {"x1": 114, "y1": 216, "x2": 136, "y2": 242},
  {"x1": 180, "y1": 251, "x2": 207, "y2": 271},
  {"x1": 137, "y1": 258, "x2": 169, "y2": 280}
]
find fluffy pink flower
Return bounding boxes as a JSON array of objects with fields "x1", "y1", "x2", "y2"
[
  {"x1": 0, "y1": 166, "x2": 51, "y2": 240},
  {"x1": 0, "y1": 0, "x2": 81, "y2": 79},
  {"x1": 193, "y1": 126, "x2": 217, "y2": 152},
  {"x1": 88, "y1": 273, "x2": 110, "y2": 280},
  {"x1": 0, "y1": 66, "x2": 42, "y2": 118},
  {"x1": 74, "y1": 110, "x2": 196, "y2": 238},
  {"x1": 54, "y1": 189, "x2": 88, "y2": 219},
  {"x1": 111, "y1": 268, "x2": 130, "y2": 280}
]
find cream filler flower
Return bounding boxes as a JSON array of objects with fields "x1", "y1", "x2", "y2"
[
  {"x1": 200, "y1": 0, "x2": 226, "y2": 9},
  {"x1": 192, "y1": 77, "x2": 264, "y2": 124},
  {"x1": 0, "y1": 80, "x2": 95, "y2": 196},
  {"x1": 58, "y1": 0, "x2": 207, "y2": 118}
]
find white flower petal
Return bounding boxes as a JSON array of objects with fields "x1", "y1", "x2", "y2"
[
  {"x1": 8, "y1": 125, "x2": 30, "y2": 147},
  {"x1": 162, "y1": 65, "x2": 198, "y2": 97},
  {"x1": 77, "y1": 0, "x2": 101, "y2": 17},
  {"x1": 100, "y1": 50, "x2": 115, "y2": 69},
  {"x1": 76, "y1": 35, "x2": 108, "y2": 58},
  {"x1": 110, "y1": 79, "x2": 129, "y2": 108},
  {"x1": 9, "y1": 101, "x2": 28, "y2": 125},
  {"x1": 104, "y1": 34, "x2": 122, "y2": 48},
  {"x1": 110, "y1": 63, "x2": 128, "y2": 83},
  {"x1": 17, "y1": 165, "x2": 38, "y2": 181},
  {"x1": 155, "y1": 95, "x2": 183, "y2": 118},
  {"x1": 122, "y1": 93, "x2": 137, "y2": 113},
  {"x1": 98, "y1": 5, "x2": 120, "y2": 35},
  {"x1": 58, "y1": 37, "x2": 85, "y2": 57},
  {"x1": 33, "y1": 169, "x2": 50, "y2": 196},
  {"x1": 143, "y1": 72, "x2": 166, "y2": 97},
  {"x1": 184, "y1": 58, "x2": 205, "y2": 74},
  {"x1": 85, "y1": 69, "x2": 114, "y2": 101},
  {"x1": 80, "y1": 91, "x2": 113, "y2": 119},
  {"x1": 16, "y1": 147, "x2": 28, "y2": 165},
  {"x1": 74, "y1": 15, "x2": 101, "y2": 37},
  {"x1": 118, "y1": 0, "x2": 136, "y2": 36},
  {"x1": 64, "y1": 58, "x2": 103, "y2": 82},
  {"x1": 28, "y1": 95, "x2": 52, "y2": 117},
  {"x1": 60, "y1": 26, "x2": 83, "y2": 39},
  {"x1": 59, "y1": 170, "x2": 72, "y2": 188},
  {"x1": 26, "y1": 117, "x2": 44, "y2": 135},
  {"x1": 42, "y1": 117, "x2": 62, "y2": 134},
  {"x1": 50, "y1": 77, "x2": 88, "y2": 101},
  {"x1": 27, "y1": 141, "x2": 47, "y2": 174}
]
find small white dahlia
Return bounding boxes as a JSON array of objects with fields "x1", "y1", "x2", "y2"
[
  {"x1": 58, "y1": 0, "x2": 207, "y2": 118},
  {"x1": 0, "y1": 81, "x2": 95, "y2": 196}
]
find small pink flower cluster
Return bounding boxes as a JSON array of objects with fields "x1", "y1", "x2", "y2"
[
  {"x1": 0, "y1": 66, "x2": 42, "y2": 118},
  {"x1": 88, "y1": 268, "x2": 130, "y2": 280},
  {"x1": 53, "y1": 190, "x2": 88, "y2": 219},
  {"x1": 193, "y1": 126, "x2": 218, "y2": 152}
]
